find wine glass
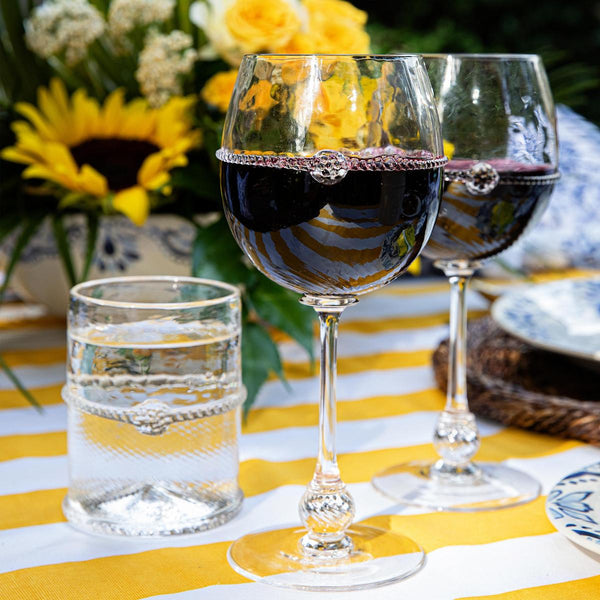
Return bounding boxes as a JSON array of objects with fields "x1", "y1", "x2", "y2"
[
  {"x1": 372, "y1": 54, "x2": 559, "y2": 511},
  {"x1": 218, "y1": 54, "x2": 446, "y2": 591}
]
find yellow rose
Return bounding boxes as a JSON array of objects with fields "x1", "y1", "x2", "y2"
[
  {"x1": 201, "y1": 69, "x2": 239, "y2": 113},
  {"x1": 308, "y1": 70, "x2": 376, "y2": 150},
  {"x1": 276, "y1": 0, "x2": 370, "y2": 54},
  {"x1": 239, "y1": 80, "x2": 277, "y2": 115},
  {"x1": 225, "y1": 0, "x2": 302, "y2": 53},
  {"x1": 303, "y1": 0, "x2": 367, "y2": 26},
  {"x1": 443, "y1": 139, "x2": 455, "y2": 159}
]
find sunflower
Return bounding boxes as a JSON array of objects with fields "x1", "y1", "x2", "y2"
[{"x1": 1, "y1": 79, "x2": 201, "y2": 225}]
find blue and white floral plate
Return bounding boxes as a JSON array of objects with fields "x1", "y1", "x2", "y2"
[
  {"x1": 546, "y1": 462, "x2": 600, "y2": 555},
  {"x1": 491, "y1": 277, "x2": 600, "y2": 365}
]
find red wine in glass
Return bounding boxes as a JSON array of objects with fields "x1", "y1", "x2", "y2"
[
  {"x1": 424, "y1": 159, "x2": 557, "y2": 262},
  {"x1": 222, "y1": 162, "x2": 442, "y2": 295}
]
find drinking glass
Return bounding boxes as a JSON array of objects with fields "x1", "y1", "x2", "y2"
[
  {"x1": 218, "y1": 54, "x2": 446, "y2": 590},
  {"x1": 373, "y1": 54, "x2": 559, "y2": 511},
  {"x1": 63, "y1": 276, "x2": 244, "y2": 535}
]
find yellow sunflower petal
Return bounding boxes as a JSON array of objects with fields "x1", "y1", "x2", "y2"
[
  {"x1": 101, "y1": 88, "x2": 126, "y2": 137},
  {"x1": 137, "y1": 153, "x2": 166, "y2": 187},
  {"x1": 15, "y1": 102, "x2": 57, "y2": 141},
  {"x1": 112, "y1": 186, "x2": 150, "y2": 226},
  {"x1": 49, "y1": 78, "x2": 70, "y2": 116},
  {"x1": 142, "y1": 171, "x2": 170, "y2": 191},
  {"x1": 78, "y1": 165, "x2": 109, "y2": 197},
  {"x1": 38, "y1": 87, "x2": 69, "y2": 138},
  {"x1": 71, "y1": 89, "x2": 100, "y2": 144},
  {"x1": 23, "y1": 164, "x2": 71, "y2": 188},
  {"x1": 44, "y1": 142, "x2": 78, "y2": 175},
  {"x1": 0, "y1": 147, "x2": 35, "y2": 164}
]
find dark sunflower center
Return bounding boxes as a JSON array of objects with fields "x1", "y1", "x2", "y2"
[{"x1": 70, "y1": 138, "x2": 160, "y2": 191}]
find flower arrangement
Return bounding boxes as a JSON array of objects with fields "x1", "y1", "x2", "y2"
[{"x1": 0, "y1": 0, "x2": 372, "y2": 411}]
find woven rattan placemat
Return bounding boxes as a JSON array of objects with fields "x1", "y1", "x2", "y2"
[{"x1": 432, "y1": 317, "x2": 600, "y2": 445}]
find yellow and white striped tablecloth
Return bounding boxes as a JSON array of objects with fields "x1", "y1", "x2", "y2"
[{"x1": 1, "y1": 279, "x2": 599, "y2": 600}]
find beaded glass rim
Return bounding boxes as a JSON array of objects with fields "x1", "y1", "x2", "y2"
[{"x1": 216, "y1": 148, "x2": 448, "y2": 172}]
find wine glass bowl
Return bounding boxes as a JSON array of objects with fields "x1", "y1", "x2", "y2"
[
  {"x1": 220, "y1": 54, "x2": 444, "y2": 298},
  {"x1": 218, "y1": 53, "x2": 446, "y2": 591},
  {"x1": 372, "y1": 54, "x2": 559, "y2": 512}
]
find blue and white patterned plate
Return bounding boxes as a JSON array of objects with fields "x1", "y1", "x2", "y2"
[
  {"x1": 546, "y1": 462, "x2": 600, "y2": 555},
  {"x1": 492, "y1": 277, "x2": 600, "y2": 364}
]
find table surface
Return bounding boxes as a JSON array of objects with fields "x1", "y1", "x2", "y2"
[{"x1": 1, "y1": 279, "x2": 599, "y2": 600}]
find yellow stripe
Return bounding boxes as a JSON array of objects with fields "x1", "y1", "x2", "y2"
[
  {"x1": 0, "y1": 429, "x2": 581, "y2": 532},
  {"x1": 280, "y1": 348, "x2": 432, "y2": 380},
  {"x1": 245, "y1": 389, "x2": 445, "y2": 434},
  {"x1": 0, "y1": 384, "x2": 63, "y2": 409},
  {"x1": 344, "y1": 309, "x2": 487, "y2": 333},
  {"x1": 239, "y1": 431, "x2": 580, "y2": 498},
  {"x1": 0, "y1": 542, "x2": 246, "y2": 600},
  {"x1": 0, "y1": 488, "x2": 67, "y2": 530},
  {"x1": 0, "y1": 432, "x2": 66, "y2": 461},
  {"x1": 375, "y1": 281, "x2": 450, "y2": 296},
  {"x1": 458, "y1": 575, "x2": 600, "y2": 600},
  {"x1": 0, "y1": 347, "x2": 65, "y2": 368},
  {"x1": 0, "y1": 497, "x2": 558, "y2": 599},
  {"x1": 0, "y1": 315, "x2": 65, "y2": 330}
]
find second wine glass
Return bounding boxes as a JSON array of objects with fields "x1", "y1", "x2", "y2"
[
  {"x1": 219, "y1": 53, "x2": 446, "y2": 590},
  {"x1": 373, "y1": 54, "x2": 559, "y2": 511}
]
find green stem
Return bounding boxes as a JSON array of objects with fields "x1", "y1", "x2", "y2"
[
  {"x1": 51, "y1": 215, "x2": 77, "y2": 288},
  {"x1": 80, "y1": 213, "x2": 99, "y2": 282},
  {"x1": 177, "y1": 0, "x2": 192, "y2": 34}
]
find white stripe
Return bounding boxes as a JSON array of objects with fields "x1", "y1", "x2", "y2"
[
  {"x1": 144, "y1": 533, "x2": 600, "y2": 600},
  {"x1": 278, "y1": 325, "x2": 448, "y2": 363},
  {"x1": 342, "y1": 289, "x2": 488, "y2": 322},
  {"x1": 0, "y1": 456, "x2": 68, "y2": 494},
  {"x1": 0, "y1": 404, "x2": 66, "y2": 437},
  {"x1": 255, "y1": 365, "x2": 436, "y2": 409},
  {"x1": 506, "y1": 445, "x2": 600, "y2": 494},
  {"x1": 240, "y1": 412, "x2": 503, "y2": 462},
  {"x1": 0, "y1": 304, "x2": 47, "y2": 323},
  {"x1": 0, "y1": 364, "x2": 65, "y2": 390}
]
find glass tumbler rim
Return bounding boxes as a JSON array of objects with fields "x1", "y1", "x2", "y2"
[{"x1": 70, "y1": 275, "x2": 240, "y2": 310}]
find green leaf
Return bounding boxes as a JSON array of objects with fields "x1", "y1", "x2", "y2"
[
  {"x1": 250, "y1": 275, "x2": 316, "y2": 362},
  {"x1": 51, "y1": 215, "x2": 77, "y2": 288},
  {"x1": 192, "y1": 217, "x2": 250, "y2": 284},
  {"x1": 0, "y1": 214, "x2": 45, "y2": 303},
  {"x1": 80, "y1": 213, "x2": 99, "y2": 282},
  {"x1": 0, "y1": 354, "x2": 42, "y2": 412},
  {"x1": 242, "y1": 321, "x2": 287, "y2": 416}
]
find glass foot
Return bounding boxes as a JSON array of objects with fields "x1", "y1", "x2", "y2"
[
  {"x1": 228, "y1": 524, "x2": 424, "y2": 591},
  {"x1": 372, "y1": 461, "x2": 540, "y2": 512}
]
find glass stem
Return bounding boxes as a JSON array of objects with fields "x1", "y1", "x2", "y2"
[
  {"x1": 432, "y1": 261, "x2": 481, "y2": 480},
  {"x1": 298, "y1": 295, "x2": 357, "y2": 559}
]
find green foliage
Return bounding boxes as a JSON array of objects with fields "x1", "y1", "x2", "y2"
[{"x1": 362, "y1": 0, "x2": 600, "y2": 124}]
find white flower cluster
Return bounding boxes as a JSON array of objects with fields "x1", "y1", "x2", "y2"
[
  {"x1": 25, "y1": 0, "x2": 105, "y2": 66},
  {"x1": 136, "y1": 31, "x2": 198, "y2": 107},
  {"x1": 108, "y1": 0, "x2": 176, "y2": 40}
]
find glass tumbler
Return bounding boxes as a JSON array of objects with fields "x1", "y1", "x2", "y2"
[{"x1": 62, "y1": 276, "x2": 244, "y2": 536}]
